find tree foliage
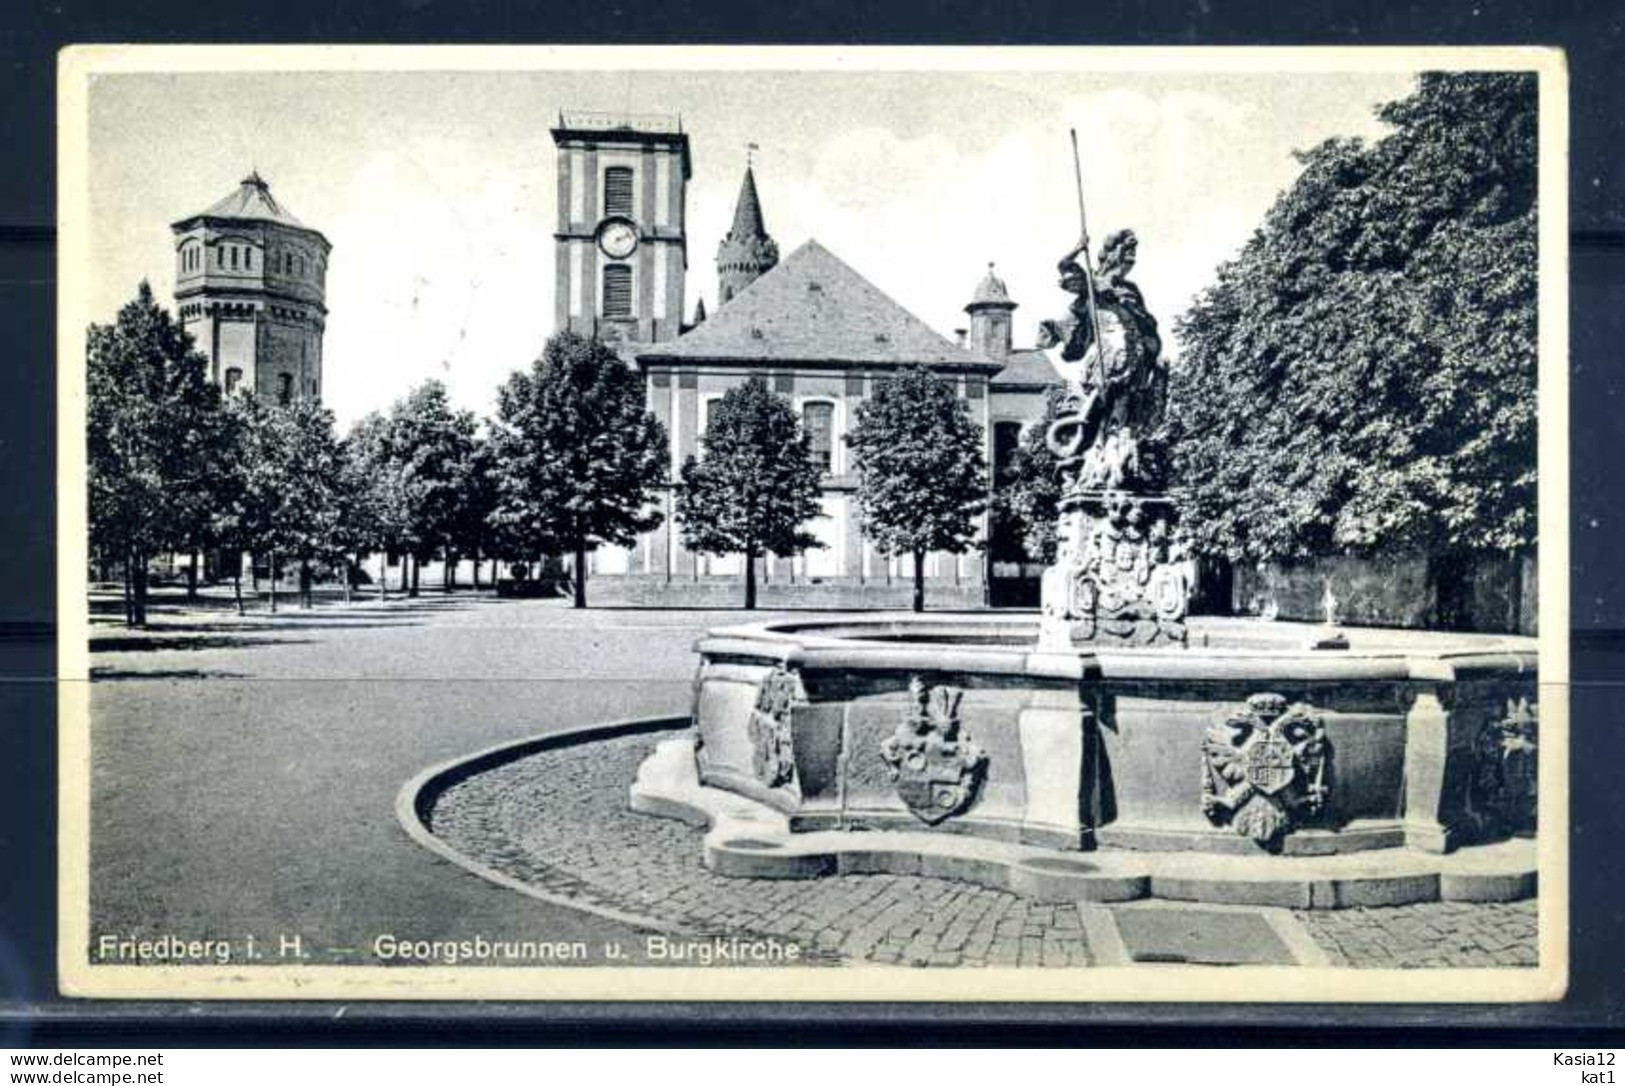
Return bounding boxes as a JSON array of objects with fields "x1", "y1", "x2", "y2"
[
  {"x1": 1168, "y1": 72, "x2": 1537, "y2": 563},
  {"x1": 995, "y1": 387, "x2": 1067, "y2": 566},
  {"x1": 337, "y1": 410, "x2": 412, "y2": 594},
  {"x1": 846, "y1": 366, "x2": 988, "y2": 611},
  {"x1": 490, "y1": 333, "x2": 667, "y2": 607},
  {"x1": 233, "y1": 395, "x2": 346, "y2": 608},
  {"x1": 675, "y1": 377, "x2": 824, "y2": 609},
  {"x1": 87, "y1": 282, "x2": 228, "y2": 625}
]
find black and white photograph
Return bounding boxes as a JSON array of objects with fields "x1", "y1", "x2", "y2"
[{"x1": 56, "y1": 45, "x2": 1567, "y2": 1001}]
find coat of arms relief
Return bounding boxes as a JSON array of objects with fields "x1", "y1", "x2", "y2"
[
  {"x1": 748, "y1": 665, "x2": 805, "y2": 789},
  {"x1": 879, "y1": 676, "x2": 988, "y2": 825},
  {"x1": 1200, "y1": 692, "x2": 1329, "y2": 847}
]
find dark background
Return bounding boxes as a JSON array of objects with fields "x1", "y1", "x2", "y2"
[{"x1": 2, "y1": 0, "x2": 1621, "y2": 1045}]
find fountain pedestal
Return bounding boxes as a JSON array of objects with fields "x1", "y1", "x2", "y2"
[{"x1": 1039, "y1": 490, "x2": 1190, "y2": 650}]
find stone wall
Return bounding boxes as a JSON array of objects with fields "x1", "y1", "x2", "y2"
[
  {"x1": 582, "y1": 575, "x2": 986, "y2": 611},
  {"x1": 1231, "y1": 552, "x2": 1537, "y2": 635}
]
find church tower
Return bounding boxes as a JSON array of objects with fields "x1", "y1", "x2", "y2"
[
  {"x1": 171, "y1": 172, "x2": 330, "y2": 403},
  {"x1": 716, "y1": 165, "x2": 779, "y2": 306},
  {"x1": 550, "y1": 112, "x2": 691, "y2": 345},
  {"x1": 965, "y1": 263, "x2": 1017, "y2": 362}
]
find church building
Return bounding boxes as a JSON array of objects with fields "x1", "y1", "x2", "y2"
[{"x1": 551, "y1": 112, "x2": 1057, "y2": 607}]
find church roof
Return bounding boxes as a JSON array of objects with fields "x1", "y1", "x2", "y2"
[
  {"x1": 968, "y1": 263, "x2": 1015, "y2": 308},
  {"x1": 173, "y1": 172, "x2": 321, "y2": 238},
  {"x1": 990, "y1": 348, "x2": 1062, "y2": 389},
  {"x1": 642, "y1": 240, "x2": 998, "y2": 370}
]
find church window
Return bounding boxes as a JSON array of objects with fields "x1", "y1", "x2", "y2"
[
  {"x1": 229, "y1": 246, "x2": 238, "y2": 270},
  {"x1": 602, "y1": 264, "x2": 633, "y2": 318},
  {"x1": 603, "y1": 166, "x2": 634, "y2": 218},
  {"x1": 993, "y1": 421, "x2": 1023, "y2": 488},
  {"x1": 277, "y1": 373, "x2": 293, "y2": 405},
  {"x1": 224, "y1": 368, "x2": 242, "y2": 394},
  {"x1": 245, "y1": 248, "x2": 253, "y2": 270},
  {"x1": 803, "y1": 401, "x2": 834, "y2": 474}
]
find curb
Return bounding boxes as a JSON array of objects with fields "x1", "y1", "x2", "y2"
[{"x1": 394, "y1": 714, "x2": 692, "y2": 936}]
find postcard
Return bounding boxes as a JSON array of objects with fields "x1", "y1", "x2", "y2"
[{"x1": 57, "y1": 45, "x2": 1567, "y2": 1001}]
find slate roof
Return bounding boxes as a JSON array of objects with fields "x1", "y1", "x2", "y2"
[
  {"x1": 173, "y1": 172, "x2": 319, "y2": 236},
  {"x1": 640, "y1": 239, "x2": 998, "y2": 370},
  {"x1": 990, "y1": 348, "x2": 1063, "y2": 389}
]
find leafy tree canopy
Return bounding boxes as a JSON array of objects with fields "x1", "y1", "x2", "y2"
[
  {"x1": 1167, "y1": 72, "x2": 1537, "y2": 562},
  {"x1": 386, "y1": 380, "x2": 479, "y2": 560},
  {"x1": 675, "y1": 377, "x2": 824, "y2": 607},
  {"x1": 490, "y1": 332, "x2": 668, "y2": 606},
  {"x1": 87, "y1": 282, "x2": 225, "y2": 562},
  {"x1": 234, "y1": 395, "x2": 346, "y2": 567},
  {"x1": 996, "y1": 387, "x2": 1068, "y2": 566},
  {"x1": 847, "y1": 366, "x2": 989, "y2": 560}
]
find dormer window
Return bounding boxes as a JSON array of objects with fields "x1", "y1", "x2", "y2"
[{"x1": 603, "y1": 166, "x2": 634, "y2": 218}]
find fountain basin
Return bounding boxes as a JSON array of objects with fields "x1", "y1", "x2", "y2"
[{"x1": 663, "y1": 615, "x2": 1538, "y2": 859}]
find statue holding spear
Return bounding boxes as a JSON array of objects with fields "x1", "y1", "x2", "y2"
[
  {"x1": 1037, "y1": 129, "x2": 1184, "y2": 648},
  {"x1": 1040, "y1": 129, "x2": 1168, "y2": 493}
]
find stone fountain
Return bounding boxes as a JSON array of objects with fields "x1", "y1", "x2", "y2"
[{"x1": 629, "y1": 230, "x2": 1540, "y2": 907}]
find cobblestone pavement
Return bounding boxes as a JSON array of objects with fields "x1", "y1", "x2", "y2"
[
  {"x1": 432, "y1": 730, "x2": 1093, "y2": 968},
  {"x1": 1296, "y1": 900, "x2": 1539, "y2": 968},
  {"x1": 431, "y1": 729, "x2": 1540, "y2": 969}
]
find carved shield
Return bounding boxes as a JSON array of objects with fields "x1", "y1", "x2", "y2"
[
  {"x1": 880, "y1": 678, "x2": 987, "y2": 825},
  {"x1": 748, "y1": 667, "x2": 802, "y2": 789},
  {"x1": 1244, "y1": 730, "x2": 1298, "y2": 796},
  {"x1": 892, "y1": 737, "x2": 981, "y2": 825}
]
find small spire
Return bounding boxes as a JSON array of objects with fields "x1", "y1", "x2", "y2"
[
  {"x1": 729, "y1": 164, "x2": 767, "y2": 239},
  {"x1": 243, "y1": 168, "x2": 267, "y2": 188},
  {"x1": 693, "y1": 297, "x2": 708, "y2": 324}
]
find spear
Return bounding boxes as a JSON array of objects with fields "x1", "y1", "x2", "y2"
[{"x1": 1069, "y1": 128, "x2": 1109, "y2": 416}]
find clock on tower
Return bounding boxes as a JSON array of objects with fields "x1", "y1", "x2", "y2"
[{"x1": 550, "y1": 111, "x2": 691, "y2": 345}]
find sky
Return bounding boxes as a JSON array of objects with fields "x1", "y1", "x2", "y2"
[{"x1": 84, "y1": 64, "x2": 1416, "y2": 429}]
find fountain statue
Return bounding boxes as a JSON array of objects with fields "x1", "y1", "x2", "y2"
[{"x1": 1037, "y1": 228, "x2": 1188, "y2": 649}]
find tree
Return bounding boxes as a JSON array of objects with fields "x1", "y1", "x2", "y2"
[
  {"x1": 203, "y1": 398, "x2": 254, "y2": 614},
  {"x1": 386, "y1": 381, "x2": 478, "y2": 596},
  {"x1": 235, "y1": 396, "x2": 345, "y2": 611},
  {"x1": 1168, "y1": 72, "x2": 1537, "y2": 570},
  {"x1": 994, "y1": 387, "x2": 1067, "y2": 567},
  {"x1": 449, "y1": 435, "x2": 500, "y2": 590},
  {"x1": 489, "y1": 333, "x2": 668, "y2": 608},
  {"x1": 846, "y1": 366, "x2": 989, "y2": 612},
  {"x1": 675, "y1": 377, "x2": 825, "y2": 609},
  {"x1": 338, "y1": 411, "x2": 412, "y2": 601},
  {"x1": 87, "y1": 282, "x2": 224, "y2": 627}
]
